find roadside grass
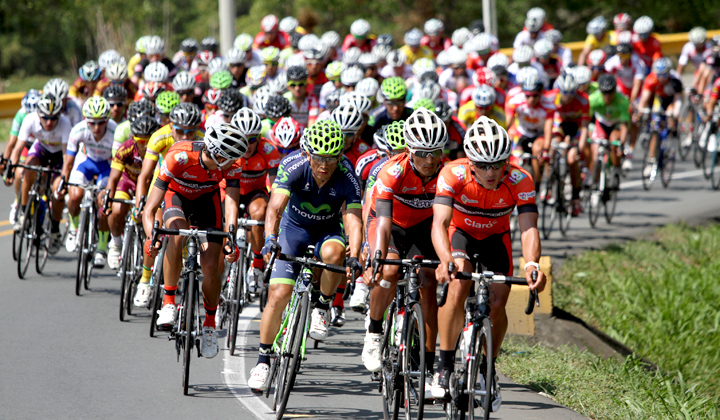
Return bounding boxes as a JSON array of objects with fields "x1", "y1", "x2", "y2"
[
  {"x1": 1, "y1": 73, "x2": 75, "y2": 94},
  {"x1": 553, "y1": 222, "x2": 720, "y2": 405},
  {"x1": 0, "y1": 118, "x2": 12, "y2": 139},
  {"x1": 499, "y1": 337, "x2": 720, "y2": 419}
]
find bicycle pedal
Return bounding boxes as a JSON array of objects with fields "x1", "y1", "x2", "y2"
[{"x1": 370, "y1": 371, "x2": 381, "y2": 382}]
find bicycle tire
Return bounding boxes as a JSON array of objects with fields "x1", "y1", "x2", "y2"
[
  {"x1": 468, "y1": 317, "x2": 493, "y2": 420},
  {"x1": 84, "y1": 210, "x2": 99, "y2": 291},
  {"x1": 12, "y1": 225, "x2": 20, "y2": 261},
  {"x1": 661, "y1": 138, "x2": 677, "y2": 189},
  {"x1": 119, "y1": 227, "x2": 134, "y2": 322},
  {"x1": 444, "y1": 329, "x2": 467, "y2": 419},
  {"x1": 403, "y1": 302, "x2": 426, "y2": 420},
  {"x1": 259, "y1": 284, "x2": 268, "y2": 312},
  {"x1": 604, "y1": 168, "x2": 619, "y2": 224},
  {"x1": 183, "y1": 270, "x2": 197, "y2": 396},
  {"x1": 711, "y1": 147, "x2": 720, "y2": 190},
  {"x1": 558, "y1": 172, "x2": 572, "y2": 237},
  {"x1": 587, "y1": 164, "x2": 602, "y2": 228},
  {"x1": 17, "y1": 199, "x2": 35, "y2": 280},
  {"x1": 275, "y1": 292, "x2": 309, "y2": 419},
  {"x1": 127, "y1": 230, "x2": 144, "y2": 317},
  {"x1": 540, "y1": 173, "x2": 555, "y2": 240},
  {"x1": 149, "y1": 247, "x2": 165, "y2": 338},
  {"x1": 381, "y1": 301, "x2": 401, "y2": 420},
  {"x1": 35, "y1": 204, "x2": 51, "y2": 274},
  {"x1": 641, "y1": 134, "x2": 658, "y2": 190},
  {"x1": 694, "y1": 123, "x2": 710, "y2": 169},
  {"x1": 229, "y1": 256, "x2": 245, "y2": 355},
  {"x1": 703, "y1": 131, "x2": 716, "y2": 180},
  {"x1": 678, "y1": 102, "x2": 694, "y2": 161},
  {"x1": 75, "y1": 211, "x2": 88, "y2": 295}
]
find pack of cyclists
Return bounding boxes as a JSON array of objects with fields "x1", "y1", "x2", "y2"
[{"x1": 2, "y1": 9, "x2": 717, "y2": 418}]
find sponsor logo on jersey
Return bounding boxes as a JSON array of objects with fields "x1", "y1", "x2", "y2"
[
  {"x1": 460, "y1": 194, "x2": 478, "y2": 204},
  {"x1": 175, "y1": 151, "x2": 189, "y2": 166},
  {"x1": 437, "y1": 175, "x2": 455, "y2": 194},
  {"x1": 227, "y1": 166, "x2": 243, "y2": 177},
  {"x1": 464, "y1": 218, "x2": 497, "y2": 229},
  {"x1": 402, "y1": 186, "x2": 417, "y2": 193},
  {"x1": 329, "y1": 188, "x2": 336, "y2": 196},
  {"x1": 387, "y1": 164, "x2": 403, "y2": 179},
  {"x1": 375, "y1": 178, "x2": 394, "y2": 194},
  {"x1": 492, "y1": 197, "x2": 509, "y2": 208},
  {"x1": 299, "y1": 202, "x2": 332, "y2": 214},
  {"x1": 518, "y1": 191, "x2": 535, "y2": 201},
  {"x1": 509, "y1": 169, "x2": 525, "y2": 185},
  {"x1": 358, "y1": 143, "x2": 369, "y2": 153},
  {"x1": 182, "y1": 171, "x2": 197, "y2": 179},
  {"x1": 263, "y1": 143, "x2": 274, "y2": 154},
  {"x1": 451, "y1": 165, "x2": 466, "y2": 182}
]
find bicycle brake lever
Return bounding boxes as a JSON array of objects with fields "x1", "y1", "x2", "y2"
[{"x1": 525, "y1": 270, "x2": 539, "y2": 315}]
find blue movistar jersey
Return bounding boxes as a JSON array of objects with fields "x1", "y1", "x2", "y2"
[{"x1": 273, "y1": 149, "x2": 362, "y2": 226}]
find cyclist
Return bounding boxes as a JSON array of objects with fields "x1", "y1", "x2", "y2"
[
  {"x1": 361, "y1": 108, "x2": 447, "y2": 398},
  {"x1": 225, "y1": 48, "x2": 248, "y2": 90},
  {"x1": 380, "y1": 50, "x2": 413, "y2": 80},
  {"x1": 128, "y1": 35, "x2": 150, "y2": 79},
  {"x1": 7, "y1": 93, "x2": 71, "y2": 252},
  {"x1": 262, "y1": 94, "x2": 292, "y2": 136},
  {"x1": 69, "y1": 61, "x2": 103, "y2": 106},
  {"x1": 319, "y1": 61, "x2": 342, "y2": 109},
  {"x1": 113, "y1": 100, "x2": 157, "y2": 156},
  {"x1": 421, "y1": 18, "x2": 452, "y2": 56},
  {"x1": 587, "y1": 49, "x2": 608, "y2": 82},
  {"x1": 589, "y1": 74, "x2": 630, "y2": 182},
  {"x1": 254, "y1": 14, "x2": 289, "y2": 50},
  {"x1": 131, "y1": 36, "x2": 177, "y2": 85},
  {"x1": 604, "y1": 42, "x2": 646, "y2": 101},
  {"x1": 104, "y1": 115, "x2": 160, "y2": 274},
  {"x1": 240, "y1": 66, "x2": 267, "y2": 106},
  {"x1": 260, "y1": 47, "x2": 283, "y2": 84},
  {"x1": 632, "y1": 16, "x2": 663, "y2": 69},
  {"x1": 334, "y1": 104, "x2": 369, "y2": 166},
  {"x1": 578, "y1": 16, "x2": 612, "y2": 66},
  {"x1": 283, "y1": 66, "x2": 319, "y2": 127},
  {"x1": 399, "y1": 28, "x2": 433, "y2": 65},
  {"x1": 439, "y1": 48, "x2": 471, "y2": 92},
  {"x1": 534, "y1": 39, "x2": 562, "y2": 87},
  {"x1": 205, "y1": 89, "x2": 245, "y2": 129},
  {"x1": 545, "y1": 29, "x2": 573, "y2": 68},
  {"x1": 507, "y1": 45, "x2": 547, "y2": 88},
  {"x1": 172, "y1": 38, "x2": 199, "y2": 72},
  {"x1": 430, "y1": 116, "x2": 546, "y2": 409},
  {"x1": 144, "y1": 123, "x2": 248, "y2": 359},
  {"x1": 102, "y1": 85, "x2": 128, "y2": 125},
  {"x1": 342, "y1": 19, "x2": 376, "y2": 53},
  {"x1": 172, "y1": 71, "x2": 204, "y2": 108},
  {"x1": 248, "y1": 120, "x2": 363, "y2": 390},
  {"x1": 156, "y1": 91, "x2": 181, "y2": 126},
  {"x1": 677, "y1": 27, "x2": 711, "y2": 83},
  {"x1": 465, "y1": 33, "x2": 495, "y2": 71},
  {"x1": 458, "y1": 84, "x2": 506, "y2": 129},
  {"x1": 359, "y1": 52, "x2": 381, "y2": 81},
  {"x1": 61, "y1": 97, "x2": 117, "y2": 266},
  {"x1": 549, "y1": 74, "x2": 590, "y2": 216},
  {"x1": 44, "y1": 78, "x2": 83, "y2": 126},
  {"x1": 513, "y1": 16, "x2": 547, "y2": 49},
  {"x1": 362, "y1": 77, "x2": 414, "y2": 143},
  {"x1": 200, "y1": 88, "x2": 222, "y2": 129}
]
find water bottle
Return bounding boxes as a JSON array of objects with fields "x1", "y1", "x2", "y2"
[
  {"x1": 462, "y1": 323, "x2": 473, "y2": 356},
  {"x1": 395, "y1": 307, "x2": 405, "y2": 346}
]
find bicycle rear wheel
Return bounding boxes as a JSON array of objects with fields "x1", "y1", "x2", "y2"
[
  {"x1": 557, "y1": 172, "x2": 572, "y2": 236},
  {"x1": 678, "y1": 103, "x2": 695, "y2": 160},
  {"x1": 275, "y1": 292, "x2": 308, "y2": 419},
  {"x1": 587, "y1": 164, "x2": 602, "y2": 228},
  {"x1": 540, "y1": 173, "x2": 556, "y2": 240},
  {"x1": 703, "y1": 132, "x2": 717, "y2": 180},
  {"x1": 17, "y1": 199, "x2": 35, "y2": 280},
  {"x1": 468, "y1": 317, "x2": 493, "y2": 420},
  {"x1": 381, "y1": 301, "x2": 401, "y2": 420},
  {"x1": 119, "y1": 228, "x2": 134, "y2": 321},
  {"x1": 35, "y1": 205, "x2": 51, "y2": 274},
  {"x1": 641, "y1": 134, "x2": 658, "y2": 190},
  {"x1": 83, "y1": 214, "x2": 98, "y2": 291},
  {"x1": 12, "y1": 225, "x2": 21, "y2": 262},
  {"x1": 259, "y1": 283, "x2": 269, "y2": 312},
  {"x1": 402, "y1": 302, "x2": 426, "y2": 420},
  {"x1": 710, "y1": 148, "x2": 720, "y2": 190},
  {"x1": 604, "y1": 168, "x2": 620, "y2": 224},
  {"x1": 229, "y1": 256, "x2": 245, "y2": 355},
  {"x1": 149, "y1": 246, "x2": 165, "y2": 337},
  {"x1": 661, "y1": 138, "x2": 677, "y2": 188},
  {"x1": 183, "y1": 271, "x2": 197, "y2": 396}
]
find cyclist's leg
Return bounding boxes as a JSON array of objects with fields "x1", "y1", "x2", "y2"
[
  {"x1": 159, "y1": 191, "x2": 189, "y2": 320},
  {"x1": 21, "y1": 143, "x2": 45, "y2": 207},
  {"x1": 312, "y1": 231, "x2": 346, "y2": 338},
  {"x1": 609, "y1": 129, "x2": 624, "y2": 167},
  {"x1": 94, "y1": 161, "x2": 112, "y2": 263},
  {"x1": 243, "y1": 191, "x2": 269, "y2": 289},
  {"x1": 483, "y1": 233, "x2": 514, "y2": 359},
  {"x1": 109, "y1": 176, "x2": 134, "y2": 242}
]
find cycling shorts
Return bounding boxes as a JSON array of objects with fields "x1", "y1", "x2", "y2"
[
  {"x1": 69, "y1": 158, "x2": 110, "y2": 187},
  {"x1": 269, "y1": 219, "x2": 345, "y2": 286},
  {"x1": 514, "y1": 135, "x2": 539, "y2": 154},
  {"x1": 27, "y1": 142, "x2": 63, "y2": 169},
  {"x1": 590, "y1": 122, "x2": 623, "y2": 146},
  {"x1": 114, "y1": 173, "x2": 136, "y2": 201},
  {"x1": 161, "y1": 188, "x2": 224, "y2": 243},
  {"x1": 552, "y1": 122, "x2": 580, "y2": 140},
  {"x1": 386, "y1": 216, "x2": 437, "y2": 260},
  {"x1": 450, "y1": 226, "x2": 513, "y2": 276},
  {"x1": 238, "y1": 188, "x2": 269, "y2": 210}
]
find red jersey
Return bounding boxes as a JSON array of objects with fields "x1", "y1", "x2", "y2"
[
  {"x1": 549, "y1": 89, "x2": 590, "y2": 125},
  {"x1": 341, "y1": 34, "x2": 376, "y2": 53},
  {"x1": 355, "y1": 149, "x2": 382, "y2": 183},
  {"x1": 710, "y1": 77, "x2": 720, "y2": 100},
  {"x1": 631, "y1": 34, "x2": 663, "y2": 68},
  {"x1": 238, "y1": 140, "x2": 281, "y2": 195},
  {"x1": 253, "y1": 31, "x2": 289, "y2": 50},
  {"x1": 308, "y1": 73, "x2": 329, "y2": 99},
  {"x1": 505, "y1": 92, "x2": 556, "y2": 137},
  {"x1": 156, "y1": 141, "x2": 243, "y2": 200},
  {"x1": 459, "y1": 85, "x2": 505, "y2": 108},
  {"x1": 420, "y1": 36, "x2": 453, "y2": 56},
  {"x1": 344, "y1": 140, "x2": 371, "y2": 166},
  {"x1": 435, "y1": 159, "x2": 537, "y2": 240},
  {"x1": 372, "y1": 153, "x2": 447, "y2": 228}
]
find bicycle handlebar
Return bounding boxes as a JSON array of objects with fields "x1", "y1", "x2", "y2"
[
  {"x1": 237, "y1": 217, "x2": 264, "y2": 228},
  {"x1": 437, "y1": 270, "x2": 539, "y2": 315}
]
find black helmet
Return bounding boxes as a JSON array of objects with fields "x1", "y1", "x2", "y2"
[
  {"x1": 598, "y1": 74, "x2": 617, "y2": 93},
  {"x1": 180, "y1": 38, "x2": 199, "y2": 54},
  {"x1": 289, "y1": 31, "x2": 303, "y2": 49},
  {"x1": 170, "y1": 102, "x2": 202, "y2": 127},
  {"x1": 469, "y1": 20, "x2": 485, "y2": 35},
  {"x1": 218, "y1": 89, "x2": 245, "y2": 114},
  {"x1": 419, "y1": 70, "x2": 440, "y2": 84},
  {"x1": 434, "y1": 100, "x2": 452, "y2": 122},
  {"x1": 286, "y1": 65, "x2": 309, "y2": 82},
  {"x1": 102, "y1": 84, "x2": 128, "y2": 102},
  {"x1": 491, "y1": 65, "x2": 509, "y2": 79},
  {"x1": 616, "y1": 43, "x2": 632, "y2": 55},
  {"x1": 265, "y1": 94, "x2": 292, "y2": 119},
  {"x1": 376, "y1": 33, "x2": 394, "y2": 47},
  {"x1": 200, "y1": 36, "x2": 219, "y2": 52},
  {"x1": 131, "y1": 115, "x2": 161, "y2": 137},
  {"x1": 127, "y1": 100, "x2": 157, "y2": 122}
]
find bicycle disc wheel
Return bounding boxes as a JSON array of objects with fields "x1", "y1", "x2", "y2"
[
  {"x1": 402, "y1": 302, "x2": 426, "y2": 420},
  {"x1": 119, "y1": 230, "x2": 133, "y2": 321},
  {"x1": 661, "y1": 139, "x2": 677, "y2": 189},
  {"x1": 468, "y1": 317, "x2": 493, "y2": 420},
  {"x1": 641, "y1": 135, "x2": 658, "y2": 190},
  {"x1": 604, "y1": 169, "x2": 620, "y2": 224},
  {"x1": 381, "y1": 302, "x2": 401, "y2": 420},
  {"x1": 711, "y1": 148, "x2": 720, "y2": 190},
  {"x1": 149, "y1": 248, "x2": 165, "y2": 338},
  {"x1": 276, "y1": 292, "x2": 308, "y2": 420},
  {"x1": 17, "y1": 200, "x2": 35, "y2": 279},
  {"x1": 35, "y1": 207, "x2": 51, "y2": 274},
  {"x1": 183, "y1": 271, "x2": 197, "y2": 396}
]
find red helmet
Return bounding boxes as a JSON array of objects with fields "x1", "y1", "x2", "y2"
[
  {"x1": 587, "y1": 49, "x2": 607, "y2": 67},
  {"x1": 270, "y1": 117, "x2": 304, "y2": 150},
  {"x1": 202, "y1": 88, "x2": 222, "y2": 105},
  {"x1": 473, "y1": 67, "x2": 495, "y2": 86},
  {"x1": 196, "y1": 51, "x2": 216, "y2": 67},
  {"x1": 261, "y1": 14, "x2": 279, "y2": 33},
  {"x1": 613, "y1": 13, "x2": 632, "y2": 30},
  {"x1": 142, "y1": 82, "x2": 166, "y2": 101}
]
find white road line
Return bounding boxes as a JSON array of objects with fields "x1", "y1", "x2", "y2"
[
  {"x1": 222, "y1": 306, "x2": 276, "y2": 419},
  {"x1": 621, "y1": 168, "x2": 705, "y2": 189}
]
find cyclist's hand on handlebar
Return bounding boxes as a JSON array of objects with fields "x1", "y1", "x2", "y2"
[
  {"x1": 224, "y1": 244, "x2": 240, "y2": 263},
  {"x1": 362, "y1": 265, "x2": 375, "y2": 287},
  {"x1": 346, "y1": 256, "x2": 361, "y2": 279},
  {"x1": 261, "y1": 235, "x2": 278, "y2": 261},
  {"x1": 526, "y1": 268, "x2": 546, "y2": 292},
  {"x1": 435, "y1": 259, "x2": 456, "y2": 285},
  {"x1": 144, "y1": 239, "x2": 161, "y2": 258}
]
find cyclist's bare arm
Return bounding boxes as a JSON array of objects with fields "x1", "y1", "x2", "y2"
[
  {"x1": 631, "y1": 79, "x2": 643, "y2": 103},
  {"x1": 619, "y1": 122, "x2": 629, "y2": 144},
  {"x1": 135, "y1": 157, "x2": 157, "y2": 208},
  {"x1": 518, "y1": 211, "x2": 546, "y2": 292},
  {"x1": 264, "y1": 190, "x2": 290, "y2": 238},
  {"x1": 104, "y1": 168, "x2": 123, "y2": 206},
  {"x1": 431, "y1": 202, "x2": 455, "y2": 284},
  {"x1": 60, "y1": 154, "x2": 75, "y2": 181},
  {"x1": 706, "y1": 97, "x2": 718, "y2": 117},
  {"x1": 542, "y1": 118, "x2": 553, "y2": 150},
  {"x1": 344, "y1": 206, "x2": 363, "y2": 261},
  {"x1": 142, "y1": 184, "x2": 165, "y2": 239},
  {"x1": 372, "y1": 199, "x2": 394, "y2": 282},
  {"x1": 579, "y1": 120, "x2": 590, "y2": 145},
  {"x1": 224, "y1": 186, "x2": 241, "y2": 260}
]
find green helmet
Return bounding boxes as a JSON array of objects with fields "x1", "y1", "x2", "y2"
[
  {"x1": 261, "y1": 46, "x2": 281, "y2": 63},
  {"x1": 413, "y1": 98, "x2": 435, "y2": 111},
  {"x1": 82, "y1": 96, "x2": 110, "y2": 120},
  {"x1": 136, "y1": 35, "x2": 151, "y2": 53},
  {"x1": 156, "y1": 91, "x2": 181, "y2": 114},
  {"x1": 210, "y1": 70, "x2": 233, "y2": 89},
  {"x1": 303, "y1": 120, "x2": 344, "y2": 156},
  {"x1": 325, "y1": 61, "x2": 343, "y2": 80},
  {"x1": 381, "y1": 77, "x2": 407, "y2": 101},
  {"x1": 385, "y1": 120, "x2": 406, "y2": 151}
]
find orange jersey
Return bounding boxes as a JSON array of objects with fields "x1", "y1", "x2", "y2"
[
  {"x1": 372, "y1": 153, "x2": 447, "y2": 228},
  {"x1": 156, "y1": 141, "x2": 243, "y2": 200},
  {"x1": 238, "y1": 140, "x2": 281, "y2": 194},
  {"x1": 435, "y1": 159, "x2": 537, "y2": 240}
]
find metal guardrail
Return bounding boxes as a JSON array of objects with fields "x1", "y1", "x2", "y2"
[{"x1": 0, "y1": 29, "x2": 718, "y2": 119}]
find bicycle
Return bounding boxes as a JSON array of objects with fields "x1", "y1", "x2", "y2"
[
  {"x1": 104, "y1": 194, "x2": 146, "y2": 322},
  {"x1": 640, "y1": 110, "x2": 678, "y2": 190},
  {"x1": 261, "y1": 244, "x2": 352, "y2": 420},
  {"x1": 587, "y1": 138, "x2": 621, "y2": 228},
  {"x1": 11, "y1": 164, "x2": 60, "y2": 279},
  {"x1": 370, "y1": 252, "x2": 447, "y2": 420},
  {"x1": 221, "y1": 214, "x2": 264, "y2": 356},
  {"x1": 148, "y1": 235, "x2": 167, "y2": 338},
  {"x1": 437, "y1": 262, "x2": 538, "y2": 420},
  {"x1": 150, "y1": 221, "x2": 234, "y2": 395},
  {"x1": 678, "y1": 90, "x2": 702, "y2": 161},
  {"x1": 540, "y1": 140, "x2": 572, "y2": 239},
  {"x1": 697, "y1": 109, "x2": 720, "y2": 181}
]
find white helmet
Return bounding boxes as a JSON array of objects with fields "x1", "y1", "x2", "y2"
[
  {"x1": 145, "y1": 36, "x2": 165, "y2": 55},
  {"x1": 350, "y1": 19, "x2": 371, "y2": 37},
  {"x1": 415, "y1": 80, "x2": 441, "y2": 101},
  {"x1": 231, "y1": 107, "x2": 263, "y2": 136},
  {"x1": 617, "y1": 30, "x2": 633, "y2": 45},
  {"x1": 321, "y1": 31, "x2": 341, "y2": 48},
  {"x1": 261, "y1": 14, "x2": 279, "y2": 32},
  {"x1": 143, "y1": 61, "x2": 169, "y2": 82},
  {"x1": 446, "y1": 46, "x2": 467, "y2": 66},
  {"x1": 689, "y1": 27, "x2": 707, "y2": 45},
  {"x1": 234, "y1": 33, "x2": 254, "y2": 52},
  {"x1": 633, "y1": 16, "x2": 654, "y2": 35},
  {"x1": 451, "y1": 27, "x2": 471, "y2": 48},
  {"x1": 386, "y1": 50, "x2": 407, "y2": 67},
  {"x1": 463, "y1": 116, "x2": 511, "y2": 163},
  {"x1": 373, "y1": 44, "x2": 392, "y2": 60},
  {"x1": 435, "y1": 51, "x2": 451, "y2": 67},
  {"x1": 208, "y1": 57, "x2": 227, "y2": 75},
  {"x1": 303, "y1": 43, "x2": 329, "y2": 61},
  {"x1": 424, "y1": 19, "x2": 444, "y2": 36},
  {"x1": 512, "y1": 45, "x2": 534, "y2": 64},
  {"x1": 359, "y1": 52, "x2": 380, "y2": 68},
  {"x1": 471, "y1": 84, "x2": 496, "y2": 107},
  {"x1": 487, "y1": 53, "x2": 509, "y2": 69},
  {"x1": 285, "y1": 54, "x2": 306, "y2": 69},
  {"x1": 298, "y1": 34, "x2": 320, "y2": 52},
  {"x1": 525, "y1": 17, "x2": 543, "y2": 33},
  {"x1": 204, "y1": 123, "x2": 249, "y2": 164},
  {"x1": 172, "y1": 71, "x2": 196, "y2": 91},
  {"x1": 404, "y1": 107, "x2": 448, "y2": 151},
  {"x1": 588, "y1": 49, "x2": 607, "y2": 67},
  {"x1": 105, "y1": 58, "x2": 128, "y2": 81},
  {"x1": 515, "y1": 66, "x2": 539, "y2": 87},
  {"x1": 279, "y1": 16, "x2": 299, "y2": 33},
  {"x1": 527, "y1": 7, "x2": 546, "y2": 21},
  {"x1": 572, "y1": 66, "x2": 592, "y2": 85},
  {"x1": 545, "y1": 29, "x2": 563, "y2": 45},
  {"x1": 556, "y1": 73, "x2": 578, "y2": 93},
  {"x1": 332, "y1": 104, "x2": 364, "y2": 132},
  {"x1": 98, "y1": 49, "x2": 122, "y2": 70},
  {"x1": 252, "y1": 86, "x2": 272, "y2": 115},
  {"x1": 44, "y1": 78, "x2": 69, "y2": 101},
  {"x1": 226, "y1": 48, "x2": 247, "y2": 65},
  {"x1": 340, "y1": 91, "x2": 373, "y2": 114},
  {"x1": 341, "y1": 66, "x2": 364, "y2": 86},
  {"x1": 404, "y1": 28, "x2": 423, "y2": 47},
  {"x1": 356, "y1": 78, "x2": 380, "y2": 98},
  {"x1": 470, "y1": 33, "x2": 492, "y2": 54},
  {"x1": 533, "y1": 39, "x2": 554, "y2": 58},
  {"x1": 586, "y1": 16, "x2": 607, "y2": 36},
  {"x1": 343, "y1": 47, "x2": 362, "y2": 65},
  {"x1": 412, "y1": 58, "x2": 436, "y2": 76},
  {"x1": 268, "y1": 72, "x2": 288, "y2": 95}
]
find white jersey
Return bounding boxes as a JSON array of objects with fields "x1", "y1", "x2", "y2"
[
  {"x1": 18, "y1": 112, "x2": 72, "y2": 154},
  {"x1": 678, "y1": 42, "x2": 712, "y2": 68},
  {"x1": 204, "y1": 111, "x2": 230, "y2": 129},
  {"x1": 439, "y1": 67, "x2": 473, "y2": 91},
  {"x1": 67, "y1": 120, "x2": 117, "y2": 162},
  {"x1": 605, "y1": 54, "x2": 647, "y2": 91},
  {"x1": 507, "y1": 62, "x2": 548, "y2": 87},
  {"x1": 556, "y1": 46, "x2": 573, "y2": 68},
  {"x1": 379, "y1": 64, "x2": 414, "y2": 80},
  {"x1": 64, "y1": 100, "x2": 83, "y2": 126},
  {"x1": 513, "y1": 30, "x2": 546, "y2": 49}
]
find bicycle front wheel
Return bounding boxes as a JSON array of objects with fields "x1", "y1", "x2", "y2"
[
  {"x1": 587, "y1": 164, "x2": 602, "y2": 228},
  {"x1": 183, "y1": 271, "x2": 197, "y2": 396},
  {"x1": 75, "y1": 211, "x2": 88, "y2": 295},
  {"x1": 229, "y1": 256, "x2": 245, "y2": 355},
  {"x1": 381, "y1": 301, "x2": 401, "y2": 420},
  {"x1": 149, "y1": 245, "x2": 165, "y2": 338},
  {"x1": 403, "y1": 302, "x2": 426, "y2": 420},
  {"x1": 35, "y1": 205, "x2": 51, "y2": 274},
  {"x1": 119, "y1": 228, "x2": 134, "y2": 321},
  {"x1": 276, "y1": 292, "x2": 308, "y2": 420},
  {"x1": 661, "y1": 138, "x2": 677, "y2": 188},
  {"x1": 604, "y1": 168, "x2": 620, "y2": 224},
  {"x1": 17, "y1": 199, "x2": 35, "y2": 279},
  {"x1": 540, "y1": 172, "x2": 556, "y2": 240},
  {"x1": 703, "y1": 132, "x2": 717, "y2": 180},
  {"x1": 641, "y1": 134, "x2": 658, "y2": 190},
  {"x1": 710, "y1": 147, "x2": 720, "y2": 190},
  {"x1": 468, "y1": 317, "x2": 493, "y2": 420},
  {"x1": 678, "y1": 103, "x2": 694, "y2": 160}
]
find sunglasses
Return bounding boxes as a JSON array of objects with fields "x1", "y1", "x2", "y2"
[
  {"x1": 385, "y1": 99, "x2": 404, "y2": 108},
  {"x1": 177, "y1": 90, "x2": 194, "y2": 96},
  {"x1": 618, "y1": 54, "x2": 631, "y2": 60},
  {"x1": 365, "y1": 65, "x2": 377, "y2": 70},
  {"x1": 247, "y1": 135, "x2": 259, "y2": 144},
  {"x1": 276, "y1": 146, "x2": 296, "y2": 155},
  {"x1": 413, "y1": 149, "x2": 443, "y2": 158},
  {"x1": 174, "y1": 127, "x2": 197, "y2": 135},
  {"x1": 288, "y1": 82, "x2": 307, "y2": 87},
  {"x1": 524, "y1": 92, "x2": 540, "y2": 98},
  {"x1": 473, "y1": 160, "x2": 506, "y2": 171},
  {"x1": 591, "y1": 66, "x2": 604, "y2": 71},
  {"x1": 109, "y1": 102, "x2": 125, "y2": 108},
  {"x1": 342, "y1": 131, "x2": 357, "y2": 138},
  {"x1": 452, "y1": 65, "x2": 465, "y2": 70},
  {"x1": 264, "y1": 61, "x2": 279, "y2": 66},
  {"x1": 88, "y1": 119, "x2": 108, "y2": 126},
  {"x1": 309, "y1": 153, "x2": 340, "y2": 164},
  {"x1": 229, "y1": 63, "x2": 244, "y2": 68},
  {"x1": 41, "y1": 115, "x2": 59, "y2": 121}
]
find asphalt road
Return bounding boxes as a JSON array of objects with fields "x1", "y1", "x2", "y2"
[{"x1": 0, "y1": 154, "x2": 717, "y2": 420}]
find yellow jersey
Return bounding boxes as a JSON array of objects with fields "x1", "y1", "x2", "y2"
[
  {"x1": 458, "y1": 101, "x2": 506, "y2": 129},
  {"x1": 584, "y1": 30, "x2": 618, "y2": 50},
  {"x1": 399, "y1": 45, "x2": 435, "y2": 65}
]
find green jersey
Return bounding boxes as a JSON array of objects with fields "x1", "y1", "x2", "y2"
[
  {"x1": 10, "y1": 109, "x2": 28, "y2": 137},
  {"x1": 589, "y1": 90, "x2": 630, "y2": 126}
]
